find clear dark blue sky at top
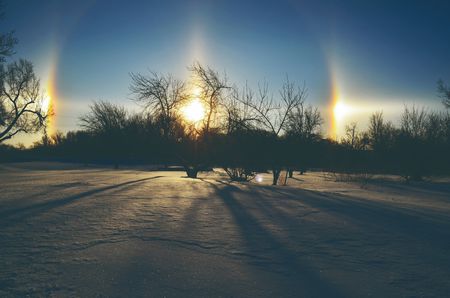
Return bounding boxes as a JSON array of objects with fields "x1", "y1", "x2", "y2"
[{"x1": 2, "y1": 0, "x2": 450, "y2": 134}]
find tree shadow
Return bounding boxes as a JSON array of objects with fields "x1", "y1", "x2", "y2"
[
  {"x1": 254, "y1": 185, "x2": 450, "y2": 255},
  {"x1": 197, "y1": 179, "x2": 450, "y2": 295},
  {"x1": 288, "y1": 176, "x2": 304, "y2": 182},
  {"x1": 364, "y1": 179, "x2": 450, "y2": 198},
  {"x1": 203, "y1": 179, "x2": 344, "y2": 297},
  {"x1": 0, "y1": 176, "x2": 163, "y2": 227},
  {"x1": 199, "y1": 179, "x2": 450, "y2": 253}
]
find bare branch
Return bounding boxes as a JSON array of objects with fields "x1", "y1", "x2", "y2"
[
  {"x1": 129, "y1": 70, "x2": 187, "y2": 139},
  {"x1": 189, "y1": 62, "x2": 230, "y2": 134},
  {"x1": 238, "y1": 77, "x2": 307, "y2": 136},
  {"x1": 0, "y1": 59, "x2": 47, "y2": 142}
]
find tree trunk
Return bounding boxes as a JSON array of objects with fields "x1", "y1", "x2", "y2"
[
  {"x1": 272, "y1": 168, "x2": 281, "y2": 185},
  {"x1": 283, "y1": 170, "x2": 289, "y2": 185},
  {"x1": 288, "y1": 169, "x2": 294, "y2": 178},
  {"x1": 185, "y1": 166, "x2": 199, "y2": 178}
]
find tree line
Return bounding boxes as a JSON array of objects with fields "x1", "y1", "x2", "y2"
[{"x1": 1, "y1": 61, "x2": 449, "y2": 184}]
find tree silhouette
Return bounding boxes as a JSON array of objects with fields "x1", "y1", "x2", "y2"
[
  {"x1": 0, "y1": 59, "x2": 48, "y2": 143},
  {"x1": 189, "y1": 62, "x2": 229, "y2": 135},
  {"x1": 225, "y1": 83, "x2": 258, "y2": 134},
  {"x1": 341, "y1": 122, "x2": 368, "y2": 150},
  {"x1": 287, "y1": 104, "x2": 322, "y2": 139},
  {"x1": 130, "y1": 71, "x2": 187, "y2": 140},
  {"x1": 396, "y1": 106, "x2": 428, "y2": 180},
  {"x1": 218, "y1": 84, "x2": 261, "y2": 181},
  {"x1": 80, "y1": 101, "x2": 128, "y2": 133},
  {"x1": 240, "y1": 78, "x2": 307, "y2": 185},
  {"x1": 285, "y1": 101, "x2": 322, "y2": 176},
  {"x1": 400, "y1": 106, "x2": 427, "y2": 139},
  {"x1": 0, "y1": 6, "x2": 47, "y2": 143},
  {"x1": 368, "y1": 111, "x2": 396, "y2": 152},
  {"x1": 176, "y1": 63, "x2": 230, "y2": 178},
  {"x1": 79, "y1": 101, "x2": 128, "y2": 168}
]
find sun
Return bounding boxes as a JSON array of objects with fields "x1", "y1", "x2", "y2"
[
  {"x1": 182, "y1": 98, "x2": 205, "y2": 123},
  {"x1": 333, "y1": 100, "x2": 350, "y2": 121},
  {"x1": 332, "y1": 99, "x2": 352, "y2": 139}
]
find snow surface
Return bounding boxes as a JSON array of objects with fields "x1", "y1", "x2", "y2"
[{"x1": 1, "y1": 162, "x2": 450, "y2": 297}]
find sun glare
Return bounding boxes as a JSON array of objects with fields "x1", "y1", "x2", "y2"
[
  {"x1": 182, "y1": 98, "x2": 205, "y2": 123},
  {"x1": 42, "y1": 94, "x2": 51, "y2": 114},
  {"x1": 333, "y1": 101, "x2": 350, "y2": 121},
  {"x1": 42, "y1": 91, "x2": 55, "y2": 135}
]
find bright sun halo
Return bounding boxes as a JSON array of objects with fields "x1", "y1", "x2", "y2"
[
  {"x1": 182, "y1": 98, "x2": 205, "y2": 123},
  {"x1": 42, "y1": 92, "x2": 51, "y2": 114},
  {"x1": 333, "y1": 101, "x2": 350, "y2": 121}
]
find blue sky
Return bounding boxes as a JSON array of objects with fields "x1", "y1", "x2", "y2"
[{"x1": 2, "y1": 0, "x2": 450, "y2": 144}]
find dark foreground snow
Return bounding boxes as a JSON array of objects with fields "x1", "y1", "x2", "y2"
[{"x1": 1, "y1": 163, "x2": 450, "y2": 297}]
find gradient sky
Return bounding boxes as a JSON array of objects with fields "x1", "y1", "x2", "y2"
[{"x1": 2, "y1": 0, "x2": 450, "y2": 145}]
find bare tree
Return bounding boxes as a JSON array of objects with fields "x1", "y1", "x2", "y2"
[
  {"x1": 397, "y1": 106, "x2": 430, "y2": 181},
  {"x1": 225, "y1": 83, "x2": 258, "y2": 134},
  {"x1": 37, "y1": 129, "x2": 65, "y2": 147},
  {"x1": 0, "y1": 6, "x2": 47, "y2": 143},
  {"x1": 342, "y1": 122, "x2": 358, "y2": 149},
  {"x1": 287, "y1": 103, "x2": 322, "y2": 141},
  {"x1": 368, "y1": 111, "x2": 395, "y2": 151},
  {"x1": 437, "y1": 79, "x2": 450, "y2": 109},
  {"x1": 245, "y1": 79, "x2": 307, "y2": 136},
  {"x1": 400, "y1": 105, "x2": 427, "y2": 139},
  {"x1": 0, "y1": 59, "x2": 48, "y2": 143},
  {"x1": 424, "y1": 111, "x2": 450, "y2": 143},
  {"x1": 242, "y1": 77, "x2": 307, "y2": 185},
  {"x1": 285, "y1": 101, "x2": 322, "y2": 177},
  {"x1": 175, "y1": 63, "x2": 230, "y2": 179},
  {"x1": 79, "y1": 101, "x2": 128, "y2": 133},
  {"x1": 130, "y1": 71, "x2": 187, "y2": 140},
  {"x1": 189, "y1": 62, "x2": 229, "y2": 135},
  {"x1": 342, "y1": 122, "x2": 368, "y2": 150},
  {"x1": 220, "y1": 83, "x2": 260, "y2": 181},
  {"x1": 79, "y1": 101, "x2": 128, "y2": 168}
]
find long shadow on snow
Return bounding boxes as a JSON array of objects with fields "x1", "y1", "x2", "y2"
[
  {"x1": 270, "y1": 185, "x2": 449, "y2": 240},
  {"x1": 364, "y1": 179, "x2": 450, "y2": 199},
  {"x1": 204, "y1": 179, "x2": 344, "y2": 297},
  {"x1": 253, "y1": 185, "x2": 450, "y2": 268},
  {"x1": 0, "y1": 176, "x2": 162, "y2": 227}
]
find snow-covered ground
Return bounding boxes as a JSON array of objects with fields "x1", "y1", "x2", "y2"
[{"x1": 1, "y1": 163, "x2": 450, "y2": 297}]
